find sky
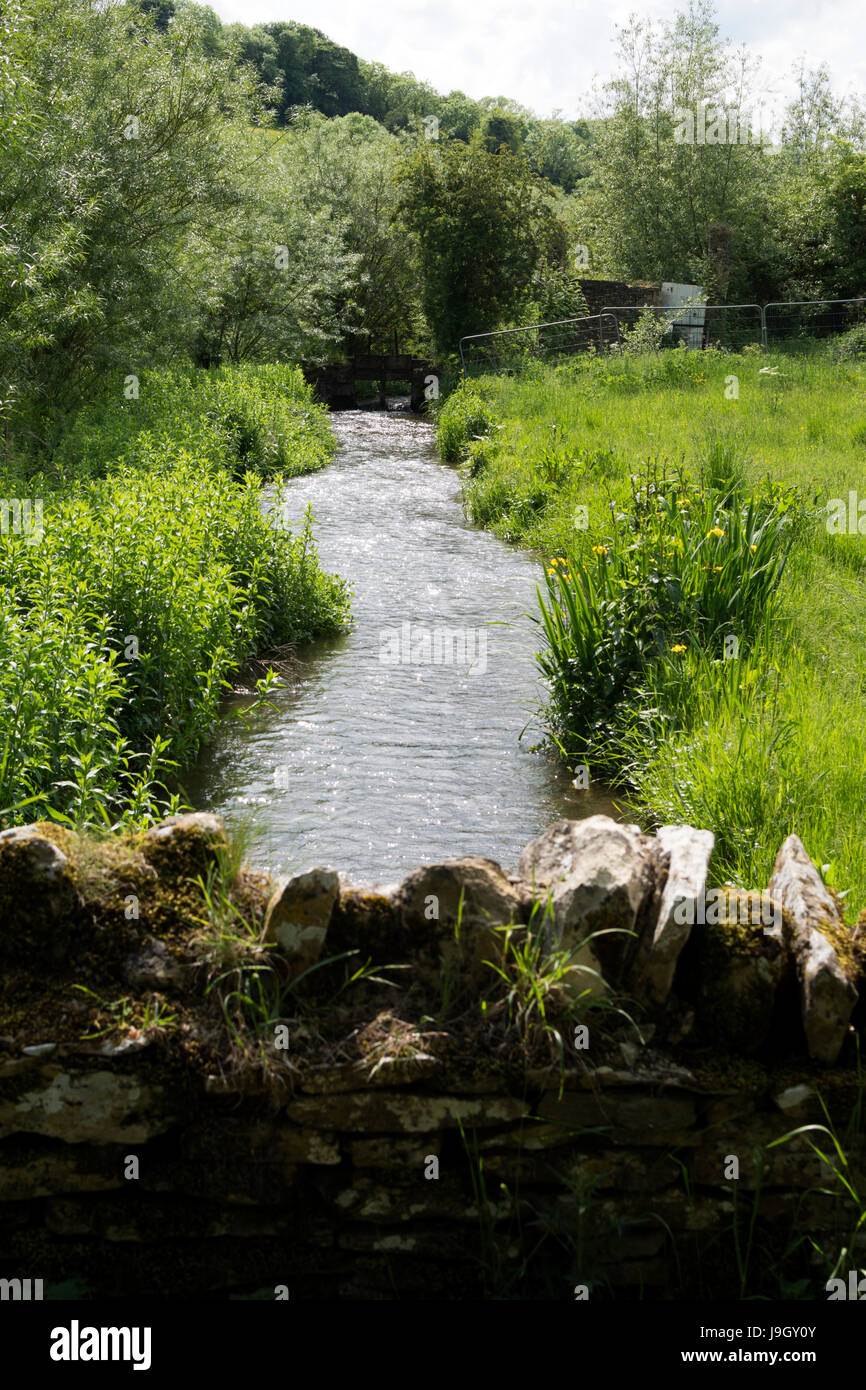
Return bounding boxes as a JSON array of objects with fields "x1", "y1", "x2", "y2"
[{"x1": 207, "y1": 0, "x2": 865, "y2": 123}]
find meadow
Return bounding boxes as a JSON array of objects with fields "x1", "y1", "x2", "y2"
[
  {"x1": 0, "y1": 365, "x2": 350, "y2": 830},
  {"x1": 437, "y1": 335, "x2": 866, "y2": 918}
]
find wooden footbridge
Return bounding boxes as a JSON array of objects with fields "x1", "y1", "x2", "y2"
[{"x1": 302, "y1": 355, "x2": 439, "y2": 411}]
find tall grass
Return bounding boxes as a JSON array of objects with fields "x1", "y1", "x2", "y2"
[
  {"x1": 535, "y1": 468, "x2": 796, "y2": 774},
  {"x1": 0, "y1": 366, "x2": 350, "y2": 829},
  {"x1": 438, "y1": 346, "x2": 866, "y2": 913}
]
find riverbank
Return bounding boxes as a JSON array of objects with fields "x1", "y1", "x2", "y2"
[
  {"x1": 0, "y1": 366, "x2": 350, "y2": 830},
  {"x1": 436, "y1": 346, "x2": 866, "y2": 920}
]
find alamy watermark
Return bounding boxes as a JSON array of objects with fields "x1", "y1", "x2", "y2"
[
  {"x1": 49, "y1": 1320, "x2": 151, "y2": 1370},
  {"x1": 0, "y1": 1277, "x2": 43, "y2": 1299},
  {"x1": 826, "y1": 491, "x2": 866, "y2": 534},
  {"x1": 0, "y1": 498, "x2": 43, "y2": 544},
  {"x1": 379, "y1": 621, "x2": 487, "y2": 676},
  {"x1": 827, "y1": 1271, "x2": 866, "y2": 1299},
  {"x1": 673, "y1": 102, "x2": 775, "y2": 146}
]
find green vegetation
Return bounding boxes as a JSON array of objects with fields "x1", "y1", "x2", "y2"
[
  {"x1": 2, "y1": 0, "x2": 864, "y2": 880},
  {"x1": 397, "y1": 137, "x2": 586, "y2": 352},
  {"x1": 0, "y1": 0, "x2": 590, "y2": 403},
  {"x1": 8, "y1": 0, "x2": 862, "y2": 391},
  {"x1": 224, "y1": 15, "x2": 596, "y2": 191},
  {"x1": 0, "y1": 366, "x2": 350, "y2": 830},
  {"x1": 44, "y1": 364, "x2": 337, "y2": 483},
  {"x1": 832, "y1": 322, "x2": 866, "y2": 362},
  {"x1": 437, "y1": 347, "x2": 866, "y2": 914},
  {"x1": 768, "y1": 1087, "x2": 866, "y2": 1296},
  {"x1": 536, "y1": 473, "x2": 795, "y2": 769},
  {"x1": 436, "y1": 385, "x2": 497, "y2": 463},
  {"x1": 570, "y1": 2, "x2": 866, "y2": 303},
  {"x1": 4, "y1": 0, "x2": 865, "y2": 394},
  {"x1": 2, "y1": 0, "x2": 864, "y2": 1311},
  {"x1": 224, "y1": 5, "x2": 866, "y2": 312}
]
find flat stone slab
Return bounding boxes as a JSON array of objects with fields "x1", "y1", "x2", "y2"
[
  {"x1": 0, "y1": 1068, "x2": 171, "y2": 1144},
  {"x1": 263, "y1": 867, "x2": 340, "y2": 977},
  {"x1": 634, "y1": 825, "x2": 715, "y2": 1005},
  {"x1": 767, "y1": 835, "x2": 858, "y2": 1063},
  {"x1": 538, "y1": 1089, "x2": 697, "y2": 1134},
  {"x1": 517, "y1": 816, "x2": 656, "y2": 988}
]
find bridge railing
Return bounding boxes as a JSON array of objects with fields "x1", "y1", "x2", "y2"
[{"x1": 458, "y1": 312, "x2": 621, "y2": 375}]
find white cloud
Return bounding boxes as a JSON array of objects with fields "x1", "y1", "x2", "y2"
[{"x1": 209, "y1": 0, "x2": 866, "y2": 121}]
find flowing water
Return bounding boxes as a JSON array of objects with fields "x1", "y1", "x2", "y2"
[{"x1": 184, "y1": 410, "x2": 620, "y2": 884}]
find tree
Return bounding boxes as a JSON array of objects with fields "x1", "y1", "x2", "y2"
[
  {"x1": 137, "y1": 0, "x2": 175, "y2": 32},
  {"x1": 0, "y1": 0, "x2": 261, "y2": 427},
  {"x1": 524, "y1": 119, "x2": 593, "y2": 193},
  {"x1": 763, "y1": 64, "x2": 862, "y2": 301},
  {"x1": 186, "y1": 126, "x2": 359, "y2": 366},
  {"x1": 825, "y1": 144, "x2": 866, "y2": 295},
  {"x1": 287, "y1": 113, "x2": 425, "y2": 352},
  {"x1": 397, "y1": 136, "x2": 566, "y2": 353},
  {"x1": 577, "y1": 0, "x2": 772, "y2": 299},
  {"x1": 0, "y1": 0, "x2": 97, "y2": 439},
  {"x1": 189, "y1": 111, "x2": 429, "y2": 364},
  {"x1": 229, "y1": 22, "x2": 367, "y2": 125},
  {"x1": 473, "y1": 109, "x2": 525, "y2": 157},
  {"x1": 781, "y1": 62, "x2": 843, "y2": 164},
  {"x1": 438, "y1": 91, "x2": 484, "y2": 143}
]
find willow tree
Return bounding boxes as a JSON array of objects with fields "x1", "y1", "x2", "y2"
[
  {"x1": 576, "y1": 0, "x2": 773, "y2": 300},
  {"x1": 0, "y1": 0, "x2": 259, "y2": 430}
]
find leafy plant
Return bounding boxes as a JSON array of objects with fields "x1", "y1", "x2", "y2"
[
  {"x1": 436, "y1": 381, "x2": 497, "y2": 461},
  {"x1": 831, "y1": 321, "x2": 866, "y2": 363},
  {"x1": 0, "y1": 366, "x2": 350, "y2": 829},
  {"x1": 534, "y1": 464, "x2": 797, "y2": 773}
]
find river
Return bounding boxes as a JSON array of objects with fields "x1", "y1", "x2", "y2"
[{"x1": 183, "y1": 409, "x2": 619, "y2": 884}]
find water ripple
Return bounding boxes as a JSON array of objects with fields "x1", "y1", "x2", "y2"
[{"x1": 183, "y1": 411, "x2": 618, "y2": 881}]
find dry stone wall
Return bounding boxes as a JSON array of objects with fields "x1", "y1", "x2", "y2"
[{"x1": 0, "y1": 813, "x2": 863, "y2": 1300}]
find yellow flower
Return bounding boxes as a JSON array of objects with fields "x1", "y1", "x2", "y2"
[
  {"x1": 707, "y1": 526, "x2": 725, "y2": 538},
  {"x1": 750, "y1": 544, "x2": 757, "y2": 553},
  {"x1": 546, "y1": 567, "x2": 555, "y2": 575},
  {"x1": 592, "y1": 544, "x2": 608, "y2": 556},
  {"x1": 713, "y1": 565, "x2": 723, "y2": 572},
  {"x1": 671, "y1": 644, "x2": 687, "y2": 653}
]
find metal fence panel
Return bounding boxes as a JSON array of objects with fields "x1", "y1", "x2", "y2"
[
  {"x1": 458, "y1": 297, "x2": 866, "y2": 375},
  {"x1": 458, "y1": 312, "x2": 621, "y2": 375},
  {"x1": 602, "y1": 303, "x2": 764, "y2": 351},
  {"x1": 764, "y1": 298, "x2": 866, "y2": 345}
]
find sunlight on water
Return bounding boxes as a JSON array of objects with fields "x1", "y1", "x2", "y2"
[{"x1": 184, "y1": 410, "x2": 621, "y2": 882}]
